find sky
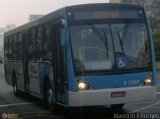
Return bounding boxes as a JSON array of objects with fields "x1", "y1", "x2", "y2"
[{"x1": 0, "y1": 0, "x2": 109, "y2": 27}]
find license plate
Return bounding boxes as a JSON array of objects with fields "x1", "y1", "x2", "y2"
[{"x1": 111, "y1": 91, "x2": 126, "y2": 98}]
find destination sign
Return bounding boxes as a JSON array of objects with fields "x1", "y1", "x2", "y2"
[{"x1": 67, "y1": 9, "x2": 145, "y2": 20}]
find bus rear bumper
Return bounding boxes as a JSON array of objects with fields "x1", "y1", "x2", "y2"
[{"x1": 68, "y1": 86, "x2": 156, "y2": 107}]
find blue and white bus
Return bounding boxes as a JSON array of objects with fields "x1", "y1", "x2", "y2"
[{"x1": 4, "y1": 3, "x2": 156, "y2": 111}]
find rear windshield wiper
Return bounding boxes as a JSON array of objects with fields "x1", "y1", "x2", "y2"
[{"x1": 86, "y1": 22, "x2": 109, "y2": 58}]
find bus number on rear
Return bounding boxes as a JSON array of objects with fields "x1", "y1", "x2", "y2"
[{"x1": 124, "y1": 80, "x2": 140, "y2": 86}]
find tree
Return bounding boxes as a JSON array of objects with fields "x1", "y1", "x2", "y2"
[
  {"x1": 5, "y1": 24, "x2": 16, "y2": 32},
  {"x1": 153, "y1": 32, "x2": 160, "y2": 61},
  {"x1": 147, "y1": 0, "x2": 160, "y2": 61},
  {"x1": 148, "y1": 0, "x2": 160, "y2": 32}
]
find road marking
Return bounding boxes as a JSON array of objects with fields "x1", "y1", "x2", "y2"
[
  {"x1": 131, "y1": 101, "x2": 160, "y2": 113},
  {"x1": 0, "y1": 102, "x2": 40, "y2": 108},
  {"x1": 126, "y1": 93, "x2": 160, "y2": 105},
  {"x1": 150, "y1": 106, "x2": 160, "y2": 109},
  {"x1": 126, "y1": 99, "x2": 159, "y2": 105}
]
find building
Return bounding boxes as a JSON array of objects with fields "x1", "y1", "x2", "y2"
[
  {"x1": 0, "y1": 24, "x2": 16, "y2": 54},
  {"x1": 109, "y1": 0, "x2": 149, "y2": 6}
]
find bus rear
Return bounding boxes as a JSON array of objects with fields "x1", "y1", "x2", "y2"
[{"x1": 66, "y1": 4, "x2": 156, "y2": 107}]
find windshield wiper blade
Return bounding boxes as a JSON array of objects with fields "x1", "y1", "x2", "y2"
[
  {"x1": 86, "y1": 22, "x2": 104, "y2": 40},
  {"x1": 118, "y1": 32, "x2": 125, "y2": 56},
  {"x1": 103, "y1": 30, "x2": 109, "y2": 58},
  {"x1": 87, "y1": 23, "x2": 108, "y2": 58},
  {"x1": 122, "y1": 23, "x2": 129, "y2": 42},
  {"x1": 118, "y1": 23, "x2": 129, "y2": 56},
  {"x1": 86, "y1": 22, "x2": 109, "y2": 59}
]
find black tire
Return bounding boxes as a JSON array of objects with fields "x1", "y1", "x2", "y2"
[
  {"x1": 49, "y1": 101, "x2": 57, "y2": 113},
  {"x1": 111, "y1": 104, "x2": 125, "y2": 109},
  {"x1": 12, "y1": 72, "x2": 20, "y2": 96}
]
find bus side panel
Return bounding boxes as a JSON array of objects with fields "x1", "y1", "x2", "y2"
[
  {"x1": 16, "y1": 62, "x2": 25, "y2": 92},
  {"x1": 49, "y1": 67, "x2": 55, "y2": 101},
  {"x1": 67, "y1": 48, "x2": 77, "y2": 92},
  {"x1": 145, "y1": 9, "x2": 157, "y2": 86},
  {"x1": 5, "y1": 62, "x2": 13, "y2": 85},
  {"x1": 148, "y1": 24, "x2": 157, "y2": 86},
  {"x1": 28, "y1": 62, "x2": 52, "y2": 99},
  {"x1": 39, "y1": 63, "x2": 52, "y2": 98},
  {"x1": 5, "y1": 61, "x2": 25, "y2": 92},
  {"x1": 28, "y1": 62, "x2": 41, "y2": 97}
]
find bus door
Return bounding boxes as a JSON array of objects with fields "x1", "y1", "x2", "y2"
[
  {"x1": 53, "y1": 24, "x2": 67, "y2": 104},
  {"x1": 22, "y1": 31, "x2": 29, "y2": 92}
]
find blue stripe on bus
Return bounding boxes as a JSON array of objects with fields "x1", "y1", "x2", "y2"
[
  {"x1": 67, "y1": 48, "x2": 77, "y2": 92},
  {"x1": 146, "y1": 10, "x2": 157, "y2": 86},
  {"x1": 77, "y1": 72, "x2": 150, "y2": 89},
  {"x1": 149, "y1": 28, "x2": 157, "y2": 86}
]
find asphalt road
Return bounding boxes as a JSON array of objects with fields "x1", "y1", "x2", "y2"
[{"x1": 0, "y1": 64, "x2": 160, "y2": 119}]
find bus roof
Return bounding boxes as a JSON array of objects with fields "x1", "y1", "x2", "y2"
[{"x1": 4, "y1": 3, "x2": 144, "y2": 37}]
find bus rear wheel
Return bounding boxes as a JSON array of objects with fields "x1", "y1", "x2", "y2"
[{"x1": 12, "y1": 72, "x2": 20, "y2": 96}]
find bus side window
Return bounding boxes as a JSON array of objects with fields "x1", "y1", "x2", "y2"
[
  {"x1": 13, "y1": 35, "x2": 17, "y2": 60},
  {"x1": 17, "y1": 34, "x2": 23, "y2": 60},
  {"x1": 29, "y1": 29, "x2": 36, "y2": 61},
  {"x1": 36, "y1": 27, "x2": 43, "y2": 61},
  {"x1": 44, "y1": 24, "x2": 52, "y2": 63},
  {"x1": 8, "y1": 36, "x2": 13, "y2": 60},
  {"x1": 4, "y1": 38, "x2": 9, "y2": 60}
]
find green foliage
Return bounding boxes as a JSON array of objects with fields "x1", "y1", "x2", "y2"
[
  {"x1": 149, "y1": 17, "x2": 159, "y2": 32},
  {"x1": 148, "y1": 0, "x2": 160, "y2": 32},
  {"x1": 153, "y1": 32, "x2": 160, "y2": 61},
  {"x1": 148, "y1": 0, "x2": 160, "y2": 60}
]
